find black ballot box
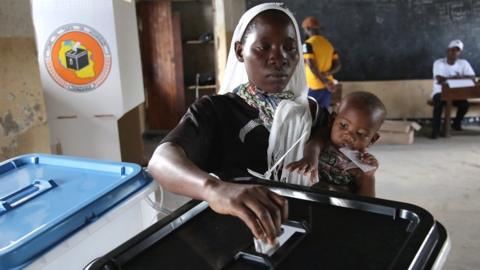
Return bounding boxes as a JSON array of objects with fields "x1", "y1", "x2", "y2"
[
  {"x1": 87, "y1": 179, "x2": 449, "y2": 270},
  {"x1": 66, "y1": 48, "x2": 89, "y2": 70}
]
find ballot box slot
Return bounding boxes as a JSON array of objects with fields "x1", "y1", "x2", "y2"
[{"x1": 230, "y1": 220, "x2": 308, "y2": 269}]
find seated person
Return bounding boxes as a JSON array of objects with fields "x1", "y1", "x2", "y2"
[
  {"x1": 430, "y1": 39, "x2": 476, "y2": 139},
  {"x1": 287, "y1": 92, "x2": 387, "y2": 197}
]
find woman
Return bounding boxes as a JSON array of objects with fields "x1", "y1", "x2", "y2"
[{"x1": 148, "y1": 3, "x2": 322, "y2": 245}]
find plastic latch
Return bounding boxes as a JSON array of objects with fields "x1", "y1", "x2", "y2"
[{"x1": 0, "y1": 179, "x2": 57, "y2": 216}]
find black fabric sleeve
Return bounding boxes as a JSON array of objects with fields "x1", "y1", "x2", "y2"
[
  {"x1": 316, "y1": 106, "x2": 331, "y2": 129},
  {"x1": 308, "y1": 98, "x2": 331, "y2": 144},
  {"x1": 160, "y1": 96, "x2": 218, "y2": 171},
  {"x1": 308, "y1": 97, "x2": 330, "y2": 129}
]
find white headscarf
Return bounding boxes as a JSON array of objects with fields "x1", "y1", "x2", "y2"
[{"x1": 219, "y1": 3, "x2": 315, "y2": 186}]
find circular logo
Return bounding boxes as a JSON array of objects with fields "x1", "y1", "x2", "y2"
[{"x1": 44, "y1": 24, "x2": 112, "y2": 92}]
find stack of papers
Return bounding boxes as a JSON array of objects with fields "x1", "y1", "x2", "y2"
[{"x1": 446, "y1": 79, "x2": 475, "y2": 88}]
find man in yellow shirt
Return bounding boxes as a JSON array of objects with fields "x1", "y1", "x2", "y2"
[{"x1": 302, "y1": 16, "x2": 341, "y2": 108}]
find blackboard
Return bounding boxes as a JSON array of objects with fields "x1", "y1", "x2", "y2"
[{"x1": 247, "y1": 0, "x2": 480, "y2": 81}]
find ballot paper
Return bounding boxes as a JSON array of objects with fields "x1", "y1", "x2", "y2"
[
  {"x1": 446, "y1": 79, "x2": 475, "y2": 88},
  {"x1": 254, "y1": 222, "x2": 306, "y2": 256},
  {"x1": 254, "y1": 238, "x2": 279, "y2": 255},
  {"x1": 339, "y1": 147, "x2": 377, "y2": 173}
]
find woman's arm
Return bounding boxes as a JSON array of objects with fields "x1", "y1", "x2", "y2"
[
  {"x1": 286, "y1": 104, "x2": 330, "y2": 183},
  {"x1": 284, "y1": 127, "x2": 326, "y2": 183},
  {"x1": 148, "y1": 142, "x2": 288, "y2": 245}
]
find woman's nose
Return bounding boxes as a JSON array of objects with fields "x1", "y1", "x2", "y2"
[{"x1": 268, "y1": 47, "x2": 287, "y2": 67}]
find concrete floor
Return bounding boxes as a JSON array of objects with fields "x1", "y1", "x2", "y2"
[
  {"x1": 371, "y1": 127, "x2": 480, "y2": 270},
  {"x1": 146, "y1": 126, "x2": 480, "y2": 269}
]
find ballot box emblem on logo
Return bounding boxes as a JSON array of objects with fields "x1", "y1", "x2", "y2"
[
  {"x1": 66, "y1": 47, "x2": 89, "y2": 70},
  {"x1": 44, "y1": 24, "x2": 112, "y2": 92}
]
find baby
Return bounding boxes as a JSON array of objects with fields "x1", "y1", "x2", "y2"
[{"x1": 287, "y1": 91, "x2": 387, "y2": 197}]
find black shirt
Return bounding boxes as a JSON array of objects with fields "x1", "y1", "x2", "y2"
[{"x1": 162, "y1": 93, "x2": 328, "y2": 180}]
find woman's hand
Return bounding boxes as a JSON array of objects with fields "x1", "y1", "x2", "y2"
[
  {"x1": 149, "y1": 143, "x2": 288, "y2": 245},
  {"x1": 206, "y1": 180, "x2": 288, "y2": 245}
]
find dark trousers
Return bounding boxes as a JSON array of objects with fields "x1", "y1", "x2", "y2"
[
  {"x1": 432, "y1": 93, "x2": 469, "y2": 135},
  {"x1": 308, "y1": 88, "x2": 332, "y2": 109}
]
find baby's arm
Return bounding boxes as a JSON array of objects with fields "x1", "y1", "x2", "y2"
[
  {"x1": 349, "y1": 152, "x2": 378, "y2": 197},
  {"x1": 286, "y1": 102, "x2": 331, "y2": 183},
  {"x1": 285, "y1": 133, "x2": 325, "y2": 183}
]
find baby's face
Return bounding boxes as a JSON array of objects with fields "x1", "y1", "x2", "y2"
[{"x1": 330, "y1": 107, "x2": 380, "y2": 151}]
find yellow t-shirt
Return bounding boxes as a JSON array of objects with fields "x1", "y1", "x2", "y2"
[{"x1": 303, "y1": 35, "x2": 339, "y2": 90}]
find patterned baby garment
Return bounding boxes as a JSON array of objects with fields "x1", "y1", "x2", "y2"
[{"x1": 318, "y1": 145, "x2": 357, "y2": 185}]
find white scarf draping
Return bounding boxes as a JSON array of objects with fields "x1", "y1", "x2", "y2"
[{"x1": 219, "y1": 3, "x2": 315, "y2": 186}]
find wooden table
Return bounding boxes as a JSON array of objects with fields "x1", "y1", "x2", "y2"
[{"x1": 441, "y1": 83, "x2": 480, "y2": 137}]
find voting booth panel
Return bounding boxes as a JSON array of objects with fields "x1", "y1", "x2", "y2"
[{"x1": 31, "y1": 0, "x2": 145, "y2": 162}]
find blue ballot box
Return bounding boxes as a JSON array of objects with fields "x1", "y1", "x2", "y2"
[{"x1": 0, "y1": 154, "x2": 161, "y2": 270}]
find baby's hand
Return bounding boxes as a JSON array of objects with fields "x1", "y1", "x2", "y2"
[
  {"x1": 351, "y1": 152, "x2": 378, "y2": 178},
  {"x1": 286, "y1": 156, "x2": 318, "y2": 184}
]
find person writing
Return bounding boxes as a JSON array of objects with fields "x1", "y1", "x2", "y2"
[
  {"x1": 148, "y1": 3, "x2": 327, "y2": 245},
  {"x1": 301, "y1": 16, "x2": 341, "y2": 109},
  {"x1": 430, "y1": 39, "x2": 476, "y2": 139},
  {"x1": 287, "y1": 92, "x2": 387, "y2": 197}
]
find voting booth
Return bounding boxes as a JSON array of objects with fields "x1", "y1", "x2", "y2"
[{"x1": 31, "y1": 0, "x2": 145, "y2": 162}]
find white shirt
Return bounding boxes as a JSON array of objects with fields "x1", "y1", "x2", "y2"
[{"x1": 432, "y1": 58, "x2": 475, "y2": 96}]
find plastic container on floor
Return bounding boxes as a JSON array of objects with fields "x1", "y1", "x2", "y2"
[{"x1": 0, "y1": 154, "x2": 162, "y2": 270}]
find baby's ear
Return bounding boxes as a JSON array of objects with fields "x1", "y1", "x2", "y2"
[
  {"x1": 369, "y1": 132, "x2": 380, "y2": 146},
  {"x1": 234, "y1": 41, "x2": 244, "y2": 62}
]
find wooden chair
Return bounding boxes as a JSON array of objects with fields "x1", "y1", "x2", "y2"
[{"x1": 441, "y1": 83, "x2": 480, "y2": 137}]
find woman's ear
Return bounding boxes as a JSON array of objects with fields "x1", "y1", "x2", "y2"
[{"x1": 234, "y1": 41, "x2": 244, "y2": 62}]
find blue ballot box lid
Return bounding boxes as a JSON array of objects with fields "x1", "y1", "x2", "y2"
[{"x1": 0, "y1": 154, "x2": 151, "y2": 269}]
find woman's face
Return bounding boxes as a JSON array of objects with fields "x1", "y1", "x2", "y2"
[{"x1": 235, "y1": 12, "x2": 299, "y2": 93}]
